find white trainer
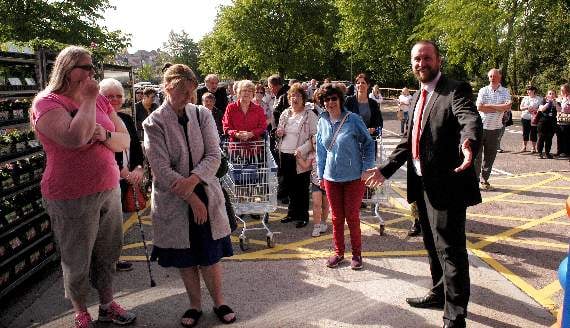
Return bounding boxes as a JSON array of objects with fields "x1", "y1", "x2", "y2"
[
  {"x1": 320, "y1": 223, "x2": 328, "y2": 233},
  {"x1": 311, "y1": 225, "x2": 321, "y2": 237}
]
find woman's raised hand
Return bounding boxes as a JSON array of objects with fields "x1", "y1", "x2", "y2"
[{"x1": 79, "y1": 78, "x2": 100, "y2": 102}]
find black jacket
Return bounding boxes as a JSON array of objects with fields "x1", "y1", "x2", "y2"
[
  {"x1": 115, "y1": 112, "x2": 144, "y2": 171},
  {"x1": 345, "y1": 95, "x2": 383, "y2": 137},
  {"x1": 380, "y1": 75, "x2": 483, "y2": 209},
  {"x1": 197, "y1": 86, "x2": 229, "y2": 114},
  {"x1": 272, "y1": 85, "x2": 290, "y2": 127}
]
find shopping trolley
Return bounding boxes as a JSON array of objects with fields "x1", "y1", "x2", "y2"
[
  {"x1": 362, "y1": 135, "x2": 391, "y2": 235},
  {"x1": 219, "y1": 138, "x2": 279, "y2": 251}
]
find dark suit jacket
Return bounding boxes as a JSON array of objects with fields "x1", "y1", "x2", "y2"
[
  {"x1": 380, "y1": 75, "x2": 483, "y2": 209},
  {"x1": 345, "y1": 95, "x2": 384, "y2": 137},
  {"x1": 197, "y1": 86, "x2": 229, "y2": 114},
  {"x1": 116, "y1": 112, "x2": 144, "y2": 171}
]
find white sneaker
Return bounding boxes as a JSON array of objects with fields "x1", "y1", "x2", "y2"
[
  {"x1": 311, "y1": 225, "x2": 321, "y2": 237},
  {"x1": 320, "y1": 223, "x2": 328, "y2": 233}
]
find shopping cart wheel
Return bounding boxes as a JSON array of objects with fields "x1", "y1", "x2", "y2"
[
  {"x1": 239, "y1": 235, "x2": 249, "y2": 251},
  {"x1": 262, "y1": 213, "x2": 269, "y2": 224},
  {"x1": 266, "y1": 232, "x2": 276, "y2": 248},
  {"x1": 379, "y1": 224, "x2": 385, "y2": 236}
]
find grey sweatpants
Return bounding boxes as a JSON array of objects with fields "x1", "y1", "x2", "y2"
[
  {"x1": 474, "y1": 128, "x2": 501, "y2": 183},
  {"x1": 43, "y1": 188, "x2": 123, "y2": 304}
]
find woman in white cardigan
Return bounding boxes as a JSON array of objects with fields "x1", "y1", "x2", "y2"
[{"x1": 143, "y1": 64, "x2": 236, "y2": 327}]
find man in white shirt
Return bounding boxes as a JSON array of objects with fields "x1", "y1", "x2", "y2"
[{"x1": 475, "y1": 69, "x2": 511, "y2": 190}]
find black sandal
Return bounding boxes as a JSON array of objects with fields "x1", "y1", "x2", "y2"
[
  {"x1": 213, "y1": 305, "x2": 236, "y2": 324},
  {"x1": 181, "y1": 309, "x2": 202, "y2": 328}
]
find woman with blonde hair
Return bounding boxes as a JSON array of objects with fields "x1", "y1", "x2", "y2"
[
  {"x1": 31, "y1": 46, "x2": 134, "y2": 328},
  {"x1": 222, "y1": 80, "x2": 266, "y2": 143},
  {"x1": 143, "y1": 64, "x2": 236, "y2": 327}
]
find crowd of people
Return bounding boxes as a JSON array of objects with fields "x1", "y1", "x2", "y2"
[{"x1": 30, "y1": 40, "x2": 569, "y2": 328}]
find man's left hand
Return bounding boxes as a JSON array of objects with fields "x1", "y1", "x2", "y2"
[{"x1": 454, "y1": 139, "x2": 473, "y2": 173}]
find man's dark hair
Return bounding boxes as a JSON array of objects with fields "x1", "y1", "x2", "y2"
[
  {"x1": 268, "y1": 74, "x2": 282, "y2": 86},
  {"x1": 142, "y1": 87, "x2": 156, "y2": 97},
  {"x1": 354, "y1": 73, "x2": 371, "y2": 85}
]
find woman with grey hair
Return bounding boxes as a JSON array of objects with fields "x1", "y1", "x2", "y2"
[
  {"x1": 99, "y1": 78, "x2": 145, "y2": 272},
  {"x1": 222, "y1": 80, "x2": 267, "y2": 143},
  {"x1": 31, "y1": 46, "x2": 135, "y2": 328},
  {"x1": 143, "y1": 64, "x2": 236, "y2": 327}
]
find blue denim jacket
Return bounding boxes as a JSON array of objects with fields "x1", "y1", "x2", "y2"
[{"x1": 316, "y1": 110, "x2": 375, "y2": 182}]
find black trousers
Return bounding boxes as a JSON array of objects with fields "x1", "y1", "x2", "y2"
[
  {"x1": 279, "y1": 152, "x2": 310, "y2": 221},
  {"x1": 416, "y1": 183, "x2": 470, "y2": 325}
]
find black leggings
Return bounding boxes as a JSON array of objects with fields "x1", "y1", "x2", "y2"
[
  {"x1": 522, "y1": 119, "x2": 537, "y2": 142},
  {"x1": 537, "y1": 124, "x2": 554, "y2": 155}
]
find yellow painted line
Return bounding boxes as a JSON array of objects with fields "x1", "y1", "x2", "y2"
[
  {"x1": 228, "y1": 250, "x2": 428, "y2": 261},
  {"x1": 538, "y1": 280, "x2": 562, "y2": 299},
  {"x1": 229, "y1": 236, "x2": 269, "y2": 246},
  {"x1": 119, "y1": 255, "x2": 148, "y2": 261},
  {"x1": 490, "y1": 171, "x2": 554, "y2": 181},
  {"x1": 467, "y1": 232, "x2": 568, "y2": 250},
  {"x1": 467, "y1": 213, "x2": 570, "y2": 226},
  {"x1": 122, "y1": 212, "x2": 138, "y2": 233},
  {"x1": 471, "y1": 209, "x2": 567, "y2": 250},
  {"x1": 481, "y1": 175, "x2": 560, "y2": 204},
  {"x1": 492, "y1": 183, "x2": 570, "y2": 191},
  {"x1": 122, "y1": 241, "x2": 153, "y2": 250},
  {"x1": 468, "y1": 242, "x2": 557, "y2": 311},
  {"x1": 494, "y1": 199, "x2": 565, "y2": 206}
]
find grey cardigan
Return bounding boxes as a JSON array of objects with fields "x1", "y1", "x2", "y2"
[
  {"x1": 277, "y1": 106, "x2": 318, "y2": 173},
  {"x1": 143, "y1": 103, "x2": 230, "y2": 249}
]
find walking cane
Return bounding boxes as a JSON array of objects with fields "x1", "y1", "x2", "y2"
[{"x1": 133, "y1": 185, "x2": 156, "y2": 287}]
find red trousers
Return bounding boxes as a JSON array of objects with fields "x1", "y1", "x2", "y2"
[{"x1": 324, "y1": 179, "x2": 365, "y2": 257}]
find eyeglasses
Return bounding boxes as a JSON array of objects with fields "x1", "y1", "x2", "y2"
[
  {"x1": 105, "y1": 94, "x2": 123, "y2": 99},
  {"x1": 74, "y1": 64, "x2": 95, "y2": 71},
  {"x1": 323, "y1": 96, "x2": 339, "y2": 102}
]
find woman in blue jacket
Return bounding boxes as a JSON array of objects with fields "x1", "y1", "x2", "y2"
[{"x1": 316, "y1": 83, "x2": 375, "y2": 271}]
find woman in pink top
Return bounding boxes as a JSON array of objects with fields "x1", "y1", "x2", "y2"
[{"x1": 31, "y1": 46, "x2": 134, "y2": 328}]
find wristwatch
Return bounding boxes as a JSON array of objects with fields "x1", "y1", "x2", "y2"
[{"x1": 105, "y1": 130, "x2": 112, "y2": 141}]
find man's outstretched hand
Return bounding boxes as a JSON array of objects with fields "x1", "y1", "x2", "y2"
[
  {"x1": 362, "y1": 168, "x2": 385, "y2": 188},
  {"x1": 454, "y1": 139, "x2": 473, "y2": 173}
]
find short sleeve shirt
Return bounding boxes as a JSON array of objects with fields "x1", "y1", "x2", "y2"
[
  {"x1": 32, "y1": 93, "x2": 120, "y2": 200},
  {"x1": 476, "y1": 85, "x2": 511, "y2": 130}
]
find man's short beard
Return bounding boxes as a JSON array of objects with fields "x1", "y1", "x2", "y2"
[{"x1": 414, "y1": 68, "x2": 438, "y2": 83}]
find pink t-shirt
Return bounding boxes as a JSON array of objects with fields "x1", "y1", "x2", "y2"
[{"x1": 32, "y1": 93, "x2": 119, "y2": 200}]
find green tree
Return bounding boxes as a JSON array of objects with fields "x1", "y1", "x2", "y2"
[
  {"x1": 199, "y1": 0, "x2": 339, "y2": 80},
  {"x1": 161, "y1": 30, "x2": 201, "y2": 78},
  {"x1": 334, "y1": 0, "x2": 425, "y2": 86},
  {"x1": 0, "y1": 0, "x2": 130, "y2": 61},
  {"x1": 136, "y1": 63, "x2": 158, "y2": 83},
  {"x1": 413, "y1": 0, "x2": 570, "y2": 94}
]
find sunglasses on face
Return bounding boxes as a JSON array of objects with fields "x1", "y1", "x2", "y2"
[
  {"x1": 323, "y1": 96, "x2": 339, "y2": 102},
  {"x1": 74, "y1": 64, "x2": 95, "y2": 71}
]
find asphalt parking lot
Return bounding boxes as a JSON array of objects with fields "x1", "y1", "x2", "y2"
[{"x1": 1, "y1": 102, "x2": 568, "y2": 327}]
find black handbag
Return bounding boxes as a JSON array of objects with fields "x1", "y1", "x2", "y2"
[{"x1": 222, "y1": 187, "x2": 237, "y2": 232}]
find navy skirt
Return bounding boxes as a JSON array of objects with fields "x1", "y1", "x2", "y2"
[{"x1": 150, "y1": 184, "x2": 233, "y2": 268}]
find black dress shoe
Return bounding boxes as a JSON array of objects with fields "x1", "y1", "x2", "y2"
[
  {"x1": 280, "y1": 216, "x2": 295, "y2": 223},
  {"x1": 407, "y1": 219, "x2": 421, "y2": 237},
  {"x1": 443, "y1": 320, "x2": 466, "y2": 328},
  {"x1": 295, "y1": 220, "x2": 309, "y2": 228},
  {"x1": 406, "y1": 292, "x2": 444, "y2": 309}
]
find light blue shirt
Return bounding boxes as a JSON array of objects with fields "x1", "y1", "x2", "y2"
[{"x1": 316, "y1": 110, "x2": 375, "y2": 182}]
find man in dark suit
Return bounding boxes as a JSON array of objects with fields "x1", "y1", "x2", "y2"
[
  {"x1": 196, "y1": 73, "x2": 229, "y2": 114},
  {"x1": 364, "y1": 40, "x2": 482, "y2": 328}
]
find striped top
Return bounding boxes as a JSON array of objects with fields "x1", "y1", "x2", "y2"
[{"x1": 476, "y1": 85, "x2": 511, "y2": 130}]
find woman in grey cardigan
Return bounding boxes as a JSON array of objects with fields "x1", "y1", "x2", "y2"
[{"x1": 143, "y1": 64, "x2": 236, "y2": 327}]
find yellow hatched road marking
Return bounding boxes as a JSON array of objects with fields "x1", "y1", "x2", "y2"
[
  {"x1": 467, "y1": 212, "x2": 570, "y2": 226},
  {"x1": 481, "y1": 175, "x2": 560, "y2": 204},
  {"x1": 492, "y1": 183, "x2": 570, "y2": 191},
  {"x1": 538, "y1": 280, "x2": 562, "y2": 299},
  {"x1": 122, "y1": 241, "x2": 153, "y2": 250},
  {"x1": 491, "y1": 171, "x2": 556, "y2": 181},
  {"x1": 494, "y1": 199, "x2": 565, "y2": 206},
  {"x1": 468, "y1": 232, "x2": 568, "y2": 249},
  {"x1": 467, "y1": 242, "x2": 557, "y2": 311},
  {"x1": 471, "y1": 209, "x2": 567, "y2": 250}
]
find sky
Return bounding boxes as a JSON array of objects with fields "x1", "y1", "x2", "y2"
[{"x1": 101, "y1": 1, "x2": 232, "y2": 52}]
